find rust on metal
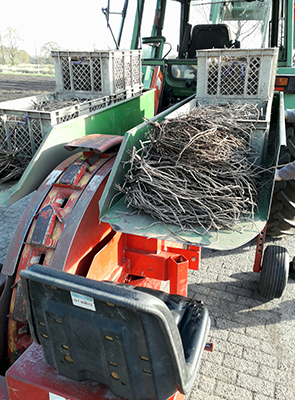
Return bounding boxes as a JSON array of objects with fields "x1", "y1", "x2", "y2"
[
  {"x1": 64, "y1": 134, "x2": 123, "y2": 154},
  {"x1": 253, "y1": 222, "x2": 267, "y2": 273}
]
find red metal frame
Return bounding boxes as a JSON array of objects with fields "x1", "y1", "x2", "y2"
[
  {"x1": 7, "y1": 154, "x2": 116, "y2": 360},
  {"x1": 253, "y1": 222, "x2": 267, "y2": 273},
  {"x1": 1, "y1": 135, "x2": 202, "y2": 400},
  {"x1": 5, "y1": 343, "x2": 184, "y2": 400},
  {"x1": 3, "y1": 227, "x2": 201, "y2": 399}
]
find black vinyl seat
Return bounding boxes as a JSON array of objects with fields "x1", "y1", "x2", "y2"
[
  {"x1": 20, "y1": 265, "x2": 210, "y2": 400},
  {"x1": 188, "y1": 24, "x2": 236, "y2": 58}
]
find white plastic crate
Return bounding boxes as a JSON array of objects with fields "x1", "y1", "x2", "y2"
[
  {"x1": 109, "y1": 86, "x2": 144, "y2": 104},
  {"x1": 52, "y1": 50, "x2": 143, "y2": 96},
  {"x1": 196, "y1": 48, "x2": 278, "y2": 101},
  {"x1": 0, "y1": 92, "x2": 110, "y2": 158}
]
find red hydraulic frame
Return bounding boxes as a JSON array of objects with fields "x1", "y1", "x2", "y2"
[{"x1": 0, "y1": 134, "x2": 202, "y2": 400}]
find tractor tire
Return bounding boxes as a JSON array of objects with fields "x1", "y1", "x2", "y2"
[
  {"x1": 267, "y1": 123, "x2": 295, "y2": 236},
  {"x1": 259, "y1": 245, "x2": 289, "y2": 299},
  {"x1": 289, "y1": 257, "x2": 295, "y2": 280}
]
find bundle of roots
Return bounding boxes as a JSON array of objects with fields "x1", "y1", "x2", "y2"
[
  {"x1": 117, "y1": 102, "x2": 262, "y2": 235},
  {"x1": 0, "y1": 148, "x2": 29, "y2": 183},
  {"x1": 31, "y1": 96, "x2": 90, "y2": 112}
]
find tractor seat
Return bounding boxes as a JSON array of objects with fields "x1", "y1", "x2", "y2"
[
  {"x1": 20, "y1": 265, "x2": 210, "y2": 400},
  {"x1": 188, "y1": 24, "x2": 238, "y2": 58}
]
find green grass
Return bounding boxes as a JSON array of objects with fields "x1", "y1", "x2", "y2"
[
  {"x1": 0, "y1": 71, "x2": 55, "y2": 77},
  {"x1": 0, "y1": 63, "x2": 55, "y2": 77}
]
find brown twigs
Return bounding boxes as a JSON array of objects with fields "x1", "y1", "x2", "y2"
[
  {"x1": 117, "y1": 102, "x2": 262, "y2": 236},
  {"x1": 31, "y1": 96, "x2": 89, "y2": 112},
  {"x1": 0, "y1": 148, "x2": 29, "y2": 183}
]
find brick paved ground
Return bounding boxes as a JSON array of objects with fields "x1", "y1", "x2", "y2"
[
  {"x1": 188, "y1": 236, "x2": 295, "y2": 400},
  {"x1": 0, "y1": 192, "x2": 295, "y2": 400}
]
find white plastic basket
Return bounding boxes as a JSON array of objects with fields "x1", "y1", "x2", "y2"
[
  {"x1": 0, "y1": 92, "x2": 110, "y2": 157},
  {"x1": 52, "y1": 50, "x2": 143, "y2": 96},
  {"x1": 196, "y1": 48, "x2": 278, "y2": 101}
]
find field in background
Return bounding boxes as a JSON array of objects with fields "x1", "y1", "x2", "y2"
[
  {"x1": 0, "y1": 73, "x2": 56, "y2": 102},
  {"x1": 0, "y1": 64, "x2": 54, "y2": 76}
]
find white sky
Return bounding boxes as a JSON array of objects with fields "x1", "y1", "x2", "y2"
[
  {"x1": 1, "y1": 1, "x2": 116, "y2": 56},
  {"x1": 1, "y1": 0, "x2": 181, "y2": 58}
]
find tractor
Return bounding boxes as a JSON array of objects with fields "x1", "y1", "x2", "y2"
[{"x1": 0, "y1": 0, "x2": 294, "y2": 399}]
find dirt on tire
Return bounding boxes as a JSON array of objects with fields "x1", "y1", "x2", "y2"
[{"x1": 0, "y1": 74, "x2": 56, "y2": 102}]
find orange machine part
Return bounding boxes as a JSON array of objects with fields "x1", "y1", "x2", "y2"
[
  {"x1": 3, "y1": 137, "x2": 202, "y2": 400},
  {"x1": 7, "y1": 152, "x2": 115, "y2": 360},
  {"x1": 151, "y1": 66, "x2": 164, "y2": 114}
]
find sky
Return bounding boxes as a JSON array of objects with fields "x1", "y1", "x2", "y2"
[
  {"x1": 1, "y1": 0, "x2": 181, "y2": 58},
  {"x1": 1, "y1": 1, "x2": 118, "y2": 57}
]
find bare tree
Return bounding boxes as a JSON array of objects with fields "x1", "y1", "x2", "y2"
[
  {"x1": 40, "y1": 42, "x2": 61, "y2": 63},
  {"x1": 4, "y1": 27, "x2": 23, "y2": 65},
  {"x1": 0, "y1": 33, "x2": 5, "y2": 63}
]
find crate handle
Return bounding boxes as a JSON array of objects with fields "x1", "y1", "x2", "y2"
[
  {"x1": 7, "y1": 114, "x2": 28, "y2": 141},
  {"x1": 222, "y1": 61, "x2": 244, "y2": 80},
  {"x1": 72, "y1": 57, "x2": 85, "y2": 65}
]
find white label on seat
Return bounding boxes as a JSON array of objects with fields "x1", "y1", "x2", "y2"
[
  {"x1": 49, "y1": 393, "x2": 68, "y2": 400},
  {"x1": 70, "y1": 292, "x2": 96, "y2": 311}
]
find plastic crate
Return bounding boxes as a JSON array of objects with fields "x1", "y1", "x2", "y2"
[
  {"x1": 0, "y1": 92, "x2": 110, "y2": 158},
  {"x1": 196, "y1": 48, "x2": 278, "y2": 101},
  {"x1": 109, "y1": 86, "x2": 144, "y2": 104},
  {"x1": 52, "y1": 50, "x2": 143, "y2": 96}
]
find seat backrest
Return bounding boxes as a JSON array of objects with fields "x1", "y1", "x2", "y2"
[
  {"x1": 178, "y1": 23, "x2": 192, "y2": 58},
  {"x1": 188, "y1": 24, "x2": 233, "y2": 57},
  {"x1": 20, "y1": 265, "x2": 194, "y2": 400}
]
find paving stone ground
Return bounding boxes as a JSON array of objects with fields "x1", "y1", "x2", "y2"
[
  {"x1": 188, "y1": 236, "x2": 295, "y2": 400},
  {"x1": 0, "y1": 192, "x2": 295, "y2": 400}
]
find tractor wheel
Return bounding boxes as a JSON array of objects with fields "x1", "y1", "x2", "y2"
[
  {"x1": 289, "y1": 257, "x2": 295, "y2": 280},
  {"x1": 259, "y1": 245, "x2": 289, "y2": 299},
  {"x1": 267, "y1": 123, "x2": 295, "y2": 236}
]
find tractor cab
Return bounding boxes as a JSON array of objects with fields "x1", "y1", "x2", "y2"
[{"x1": 104, "y1": 0, "x2": 292, "y2": 110}]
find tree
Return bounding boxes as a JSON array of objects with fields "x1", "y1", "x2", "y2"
[
  {"x1": 16, "y1": 50, "x2": 30, "y2": 64},
  {"x1": 40, "y1": 42, "x2": 61, "y2": 64},
  {"x1": 0, "y1": 33, "x2": 5, "y2": 64},
  {"x1": 4, "y1": 27, "x2": 23, "y2": 65}
]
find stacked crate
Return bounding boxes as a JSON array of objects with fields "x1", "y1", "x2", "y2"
[
  {"x1": 0, "y1": 50, "x2": 143, "y2": 158},
  {"x1": 195, "y1": 47, "x2": 279, "y2": 163},
  {"x1": 52, "y1": 50, "x2": 143, "y2": 98}
]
